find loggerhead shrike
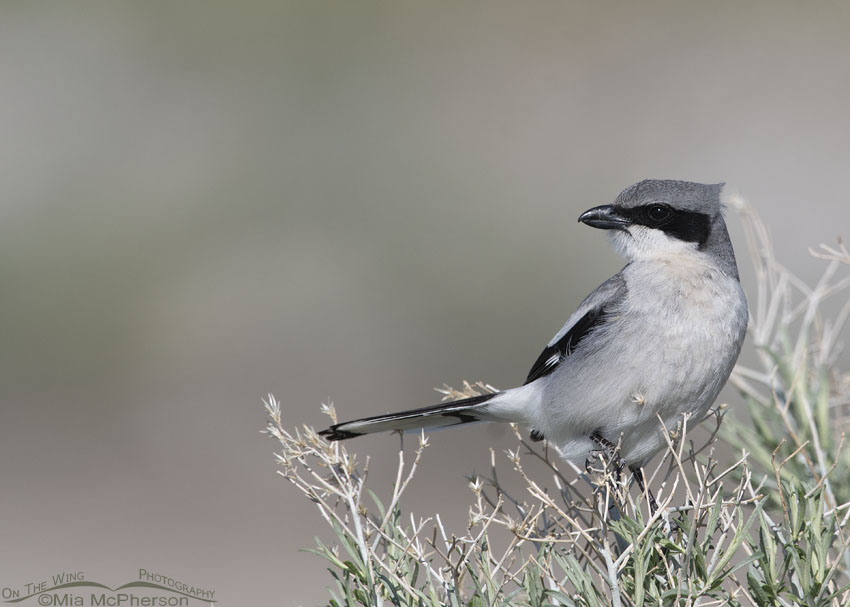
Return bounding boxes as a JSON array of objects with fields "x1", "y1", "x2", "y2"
[{"x1": 320, "y1": 180, "x2": 748, "y2": 478}]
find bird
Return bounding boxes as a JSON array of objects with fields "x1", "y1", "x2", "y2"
[{"x1": 319, "y1": 179, "x2": 748, "y2": 482}]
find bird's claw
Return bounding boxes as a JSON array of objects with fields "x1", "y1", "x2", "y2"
[{"x1": 589, "y1": 431, "x2": 625, "y2": 478}]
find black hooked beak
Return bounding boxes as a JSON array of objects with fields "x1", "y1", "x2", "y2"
[{"x1": 578, "y1": 205, "x2": 631, "y2": 231}]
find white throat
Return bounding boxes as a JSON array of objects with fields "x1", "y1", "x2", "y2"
[{"x1": 608, "y1": 226, "x2": 703, "y2": 263}]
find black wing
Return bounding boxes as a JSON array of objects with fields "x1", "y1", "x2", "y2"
[{"x1": 524, "y1": 306, "x2": 608, "y2": 385}]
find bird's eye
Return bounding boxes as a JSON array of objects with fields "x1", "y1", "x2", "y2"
[{"x1": 646, "y1": 204, "x2": 672, "y2": 224}]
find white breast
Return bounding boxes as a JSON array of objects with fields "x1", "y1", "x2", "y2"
[{"x1": 534, "y1": 254, "x2": 748, "y2": 464}]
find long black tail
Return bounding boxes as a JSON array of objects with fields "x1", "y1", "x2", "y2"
[{"x1": 318, "y1": 392, "x2": 500, "y2": 441}]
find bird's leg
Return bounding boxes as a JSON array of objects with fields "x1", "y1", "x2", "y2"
[
  {"x1": 589, "y1": 430, "x2": 625, "y2": 481},
  {"x1": 629, "y1": 464, "x2": 659, "y2": 514},
  {"x1": 585, "y1": 430, "x2": 630, "y2": 553}
]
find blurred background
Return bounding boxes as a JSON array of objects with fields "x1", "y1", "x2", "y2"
[{"x1": 1, "y1": 1, "x2": 849, "y2": 605}]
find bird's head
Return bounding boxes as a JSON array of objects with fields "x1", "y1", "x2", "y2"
[{"x1": 579, "y1": 179, "x2": 736, "y2": 275}]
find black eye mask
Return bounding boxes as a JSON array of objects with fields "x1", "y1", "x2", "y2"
[{"x1": 616, "y1": 204, "x2": 712, "y2": 248}]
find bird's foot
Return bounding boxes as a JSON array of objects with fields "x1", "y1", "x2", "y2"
[
  {"x1": 529, "y1": 429, "x2": 545, "y2": 442},
  {"x1": 589, "y1": 430, "x2": 625, "y2": 481}
]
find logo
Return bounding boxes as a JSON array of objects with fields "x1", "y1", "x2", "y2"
[{"x1": 2, "y1": 570, "x2": 215, "y2": 606}]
